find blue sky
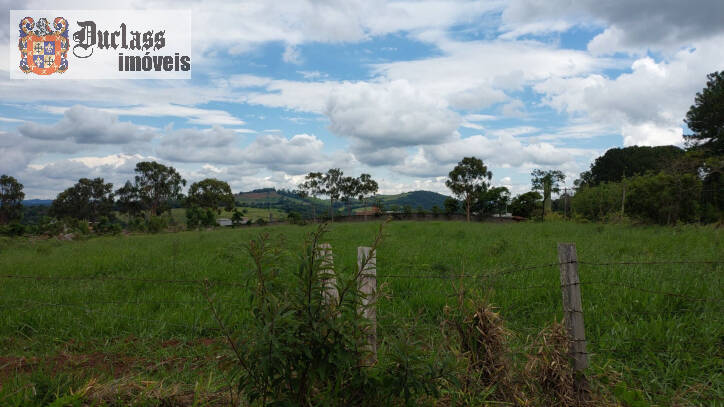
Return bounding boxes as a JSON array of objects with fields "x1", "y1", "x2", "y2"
[{"x1": 1, "y1": 0, "x2": 723, "y2": 198}]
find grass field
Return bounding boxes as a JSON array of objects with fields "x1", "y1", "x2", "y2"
[
  {"x1": 169, "y1": 206, "x2": 288, "y2": 224},
  {"x1": 0, "y1": 221, "x2": 721, "y2": 405}
]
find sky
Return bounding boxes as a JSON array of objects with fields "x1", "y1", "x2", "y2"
[{"x1": 1, "y1": 0, "x2": 723, "y2": 199}]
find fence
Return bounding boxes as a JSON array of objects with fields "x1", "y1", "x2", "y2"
[{"x1": 0, "y1": 243, "x2": 721, "y2": 402}]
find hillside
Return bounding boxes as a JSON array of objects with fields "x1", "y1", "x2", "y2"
[{"x1": 235, "y1": 188, "x2": 451, "y2": 218}]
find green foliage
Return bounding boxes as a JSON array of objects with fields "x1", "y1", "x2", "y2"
[
  {"x1": 226, "y1": 225, "x2": 445, "y2": 405},
  {"x1": 571, "y1": 183, "x2": 622, "y2": 222},
  {"x1": 431, "y1": 205, "x2": 441, "y2": 217},
  {"x1": 474, "y1": 186, "x2": 510, "y2": 216},
  {"x1": 531, "y1": 169, "x2": 565, "y2": 215},
  {"x1": 133, "y1": 161, "x2": 186, "y2": 216},
  {"x1": 186, "y1": 205, "x2": 217, "y2": 229},
  {"x1": 146, "y1": 215, "x2": 167, "y2": 233},
  {"x1": 0, "y1": 174, "x2": 25, "y2": 224},
  {"x1": 573, "y1": 172, "x2": 703, "y2": 224},
  {"x1": 444, "y1": 197, "x2": 459, "y2": 215},
  {"x1": 186, "y1": 178, "x2": 234, "y2": 212},
  {"x1": 685, "y1": 71, "x2": 724, "y2": 155},
  {"x1": 231, "y1": 209, "x2": 244, "y2": 227},
  {"x1": 578, "y1": 146, "x2": 685, "y2": 186},
  {"x1": 510, "y1": 191, "x2": 542, "y2": 219},
  {"x1": 49, "y1": 178, "x2": 114, "y2": 222},
  {"x1": 0, "y1": 221, "x2": 25, "y2": 236},
  {"x1": 115, "y1": 180, "x2": 142, "y2": 219},
  {"x1": 286, "y1": 211, "x2": 303, "y2": 224},
  {"x1": 446, "y1": 156, "x2": 492, "y2": 221}
]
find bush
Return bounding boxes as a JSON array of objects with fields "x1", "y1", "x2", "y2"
[
  {"x1": 147, "y1": 216, "x2": 167, "y2": 233},
  {"x1": 216, "y1": 224, "x2": 447, "y2": 405},
  {"x1": 0, "y1": 222, "x2": 25, "y2": 236}
]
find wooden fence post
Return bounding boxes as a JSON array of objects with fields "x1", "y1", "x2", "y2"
[
  {"x1": 357, "y1": 246, "x2": 377, "y2": 365},
  {"x1": 317, "y1": 243, "x2": 338, "y2": 306},
  {"x1": 557, "y1": 243, "x2": 588, "y2": 372}
]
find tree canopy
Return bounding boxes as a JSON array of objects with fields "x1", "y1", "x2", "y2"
[
  {"x1": 531, "y1": 169, "x2": 565, "y2": 215},
  {"x1": 133, "y1": 161, "x2": 186, "y2": 216},
  {"x1": 445, "y1": 156, "x2": 492, "y2": 221},
  {"x1": 50, "y1": 177, "x2": 114, "y2": 222},
  {"x1": 186, "y1": 178, "x2": 234, "y2": 212},
  {"x1": 577, "y1": 146, "x2": 685, "y2": 186},
  {"x1": 0, "y1": 175, "x2": 25, "y2": 224},
  {"x1": 685, "y1": 71, "x2": 724, "y2": 155}
]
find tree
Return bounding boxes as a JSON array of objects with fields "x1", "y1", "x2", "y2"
[
  {"x1": 115, "y1": 181, "x2": 142, "y2": 220},
  {"x1": 443, "y1": 197, "x2": 459, "y2": 215},
  {"x1": 474, "y1": 186, "x2": 510, "y2": 216},
  {"x1": 339, "y1": 176, "x2": 360, "y2": 216},
  {"x1": 531, "y1": 169, "x2": 565, "y2": 216},
  {"x1": 577, "y1": 146, "x2": 684, "y2": 186},
  {"x1": 0, "y1": 175, "x2": 25, "y2": 225},
  {"x1": 685, "y1": 71, "x2": 724, "y2": 155},
  {"x1": 356, "y1": 173, "x2": 379, "y2": 220},
  {"x1": 445, "y1": 157, "x2": 492, "y2": 221},
  {"x1": 187, "y1": 178, "x2": 234, "y2": 213},
  {"x1": 510, "y1": 191, "x2": 542, "y2": 219},
  {"x1": 133, "y1": 161, "x2": 186, "y2": 216},
  {"x1": 299, "y1": 169, "x2": 344, "y2": 221},
  {"x1": 50, "y1": 178, "x2": 114, "y2": 222}
]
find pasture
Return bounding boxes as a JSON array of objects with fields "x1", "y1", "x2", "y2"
[{"x1": 0, "y1": 221, "x2": 721, "y2": 405}]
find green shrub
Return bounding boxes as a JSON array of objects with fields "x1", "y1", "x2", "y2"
[
  {"x1": 147, "y1": 216, "x2": 167, "y2": 233},
  {"x1": 219, "y1": 224, "x2": 446, "y2": 405}
]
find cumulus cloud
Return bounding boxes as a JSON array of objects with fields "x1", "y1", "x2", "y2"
[
  {"x1": 18, "y1": 106, "x2": 157, "y2": 144},
  {"x1": 19, "y1": 153, "x2": 152, "y2": 198},
  {"x1": 325, "y1": 80, "x2": 460, "y2": 154},
  {"x1": 534, "y1": 39, "x2": 724, "y2": 146},
  {"x1": 501, "y1": 0, "x2": 724, "y2": 54},
  {"x1": 156, "y1": 126, "x2": 244, "y2": 165}
]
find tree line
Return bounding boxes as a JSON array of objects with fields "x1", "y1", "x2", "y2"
[{"x1": 1, "y1": 71, "x2": 721, "y2": 233}]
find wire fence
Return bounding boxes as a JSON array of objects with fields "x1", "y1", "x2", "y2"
[{"x1": 1, "y1": 252, "x2": 722, "y2": 362}]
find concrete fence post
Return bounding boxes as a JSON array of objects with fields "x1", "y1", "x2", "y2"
[
  {"x1": 317, "y1": 243, "x2": 338, "y2": 307},
  {"x1": 357, "y1": 246, "x2": 377, "y2": 365}
]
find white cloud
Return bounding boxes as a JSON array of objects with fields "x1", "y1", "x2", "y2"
[
  {"x1": 326, "y1": 80, "x2": 461, "y2": 154},
  {"x1": 534, "y1": 37, "x2": 724, "y2": 146},
  {"x1": 18, "y1": 105, "x2": 157, "y2": 144}
]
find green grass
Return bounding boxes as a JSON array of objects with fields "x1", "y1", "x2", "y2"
[
  {"x1": 168, "y1": 206, "x2": 288, "y2": 224},
  {"x1": 0, "y1": 221, "x2": 721, "y2": 405}
]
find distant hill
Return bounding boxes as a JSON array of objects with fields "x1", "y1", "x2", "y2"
[
  {"x1": 22, "y1": 199, "x2": 52, "y2": 206},
  {"x1": 234, "y1": 188, "x2": 451, "y2": 218},
  {"x1": 375, "y1": 190, "x2": 449, "y2": 210}
]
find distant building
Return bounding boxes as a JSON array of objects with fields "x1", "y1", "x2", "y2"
[{"x1": 217, "y1": 218, "x2": 232, "y2": 227}]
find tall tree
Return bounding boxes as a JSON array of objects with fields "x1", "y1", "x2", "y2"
[
  {"x1": 445, "y1": 157, "x2": 492, "y2": 221},
  {"x1": 356, "y1": 173, "x2": 379, "y2": 220},
  {"x1": 50, "y1": 178, "x2": 114, "y2": 222},
  {"x1": 299, "y1": 169, "x2": 344, "y2": 221},
  {"x1": 186, "y1": 178, "x2": 234, "y2": 213},
  {"x1": 115, "y1": 181, "x2": 142, "y2": 219},
  {"x1": 0, "y1": 175, "x2": 25, "y2": 224},
  {"x1": 133, "y1": 161, "x2": 186, "y2": 216},
  {"x1": 531, "y1": 169, "x2": 565, "y2": 216},
  {"x1": 339, "y1": 176, "x2": 360, "y2": 216},
  {"x1": 685, "y1": 71, "x2": 724, "y2": 155}
]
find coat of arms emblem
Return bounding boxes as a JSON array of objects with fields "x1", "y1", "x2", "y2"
[{"x1": 18, "y1": 17, "x2": 69, "y2": 75}]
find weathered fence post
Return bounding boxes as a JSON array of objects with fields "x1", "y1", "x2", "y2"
[
  {"x1": 357, "y1": 246, "x2": 377, "y2": 365},
  {"x1": 557, "y1": 243, "x2": 588, "y2": 373},
  {"x1": 317, "y1": 243, "x2": 338, "y2": 306}
]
